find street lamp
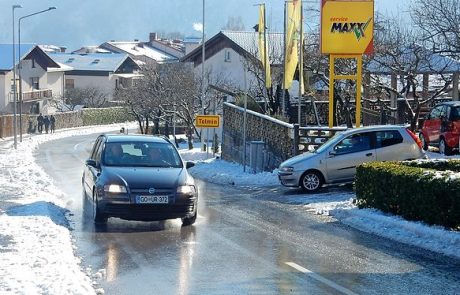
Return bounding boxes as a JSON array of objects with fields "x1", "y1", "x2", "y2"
[
  {"x1": 18, "y1": 6, "x2": 56, "y2": 141},
  {"x1": 201, "y1": 0, "x2": 206, "y2": 153},
  {"x1": 12, "y1": 4, "x2": 22, "y2": 150}
]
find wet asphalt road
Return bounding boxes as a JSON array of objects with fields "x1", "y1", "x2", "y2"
[{"x1": 35, "y1": 132, "x2": 460, "y2": 295}]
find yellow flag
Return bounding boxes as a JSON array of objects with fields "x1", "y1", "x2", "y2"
[
  {"x1": 284, "y1": 0, "x2": 301, "y2": 89},
  {"x1": 258, "y1": 4, "x2": 271, "y2": 88}
]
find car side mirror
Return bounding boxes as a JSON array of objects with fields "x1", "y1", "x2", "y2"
[
  {"x1": 185, "y1": 161, "x2": 195, "y2": 169},
  {"x1": 85, "y1": 159, "x2": 99, "y2": 168},
  {"x1": 329, "y1": 151, "x2": 337, "y2": 157}
]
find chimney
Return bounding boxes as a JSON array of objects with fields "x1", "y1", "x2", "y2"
[{"x1": 149, "y1": 32, "x2": 158, "y2": 42}]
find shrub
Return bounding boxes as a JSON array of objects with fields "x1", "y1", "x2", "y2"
[
  {"x1": 355, "y1": 161, "x2": 460, "y2": 229},
  {"x1": 82, "y1": 107, "x2": 134, "y2": 126}
]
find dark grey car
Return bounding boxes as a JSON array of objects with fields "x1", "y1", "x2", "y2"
[{"x1": 82, "y1": 134, "x2": 198, "y2": 225}]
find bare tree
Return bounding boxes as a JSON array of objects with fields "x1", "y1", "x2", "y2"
[
  {"x1": 50, "y1": 86, "x2": 108, "y2": 111},
  {"x1": 411, "y1": 0, "x2": 460, "y2": 59},
  {"x1": 366, "y1": 16, "x2": 453, "y2": 131}
]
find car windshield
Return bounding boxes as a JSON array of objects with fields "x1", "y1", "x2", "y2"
[
  {"x1": 103, "y1": 141, "x2": 183, "y2": 168},
  {"x1": 313, "y1": 133, "x2": 344, "y2": 153}
]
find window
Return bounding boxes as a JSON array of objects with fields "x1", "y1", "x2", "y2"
[
  {"x1": 451, "y1": 106, "x2": 460, "y2": 120},
  {"x1": 224, "y1": 50, "x2": 231, "y2": 62},
  {"x1": 65, "y1": 79, "x2": 75, "y2": 89},
  {"x1": 30, "y1": 77, "x2": 39, "y2": 90},
  {"x1": 430, "y1": 106, "x2": 444, "y2": 119},
  {"x1": 333, "y1": 132, "x2": 372, "y2": 154},
  {"x1": 375, "y1": 130, "x2": 403, "y2": 148},
  {"x1": 32, "y1": 59, "x2": 36, "y2": 68}
]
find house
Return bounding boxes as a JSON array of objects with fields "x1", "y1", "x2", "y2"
[
  {"x1": 48, "y1": 53, "x2": 141, "y2": 101},
  {"x1": 0, "y1": 44, "x2": 63, "y2": 114},
  {"x1": 98, "y1": 33, "x2": 185, "y2": 66},
  {"x1": 181, "y1": 30, "x2": 284, "y2": 96}
]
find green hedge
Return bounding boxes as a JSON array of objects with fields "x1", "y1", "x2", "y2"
[
  {"x1": 82, "y1": 107, "x2": 135, "y2": 126},
  {"x1": 355, "y1": 161, "x2": 460, "y2": 229}
]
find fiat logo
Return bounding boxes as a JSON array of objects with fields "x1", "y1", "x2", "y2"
[{"x1": 148, "y1": 188, "x2": 156, "y2": 194}]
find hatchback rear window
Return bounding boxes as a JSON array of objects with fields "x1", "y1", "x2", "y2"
[{"x1": 375, "y1": 130, "x2": 403, "y2": 148}]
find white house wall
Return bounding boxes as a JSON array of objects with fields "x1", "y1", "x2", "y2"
[
  {"x1": 0, "y1": 73, "x2": 8, "y2": 112},
  {"x1": 65, "y1": 74, "x2": 115, "y2": 98},
  {"x1": 47, "y1": 72, "x2": 64, "y2": 98},
  {"x1": 195, "y1": 48, "x2": 259, "y2": 89},
  {"x1": 191, "y1": 48, "x2": 262, "y2": 143},
  {"x1": 19, "y1": 60, "x2": 47, "y2": 92}
]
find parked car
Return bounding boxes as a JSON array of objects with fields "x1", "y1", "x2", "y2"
[
  {"x1": 278, "y1": 125, "x2": 425, "y2": 192},
  {"x1": 82, "y1": 134, "x2": 198, "y2": 225},
  {"x1": 419, "y1": 101, "x2": 460, "y2": 155}
]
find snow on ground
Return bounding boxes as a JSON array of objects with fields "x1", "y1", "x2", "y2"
[
  {"x1": 185, "y1": 145, "x2": 460, "y2": 260},
  {"x1": 0, "y1": 123, "x2": 136, "y2": 294},
  {"x1": 0, "y1": 124, "x2": 459, "y2": 294}
]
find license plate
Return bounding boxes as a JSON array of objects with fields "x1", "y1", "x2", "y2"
[{"x1": 136, "y1": 195, "x2": 169, "y2": 204}]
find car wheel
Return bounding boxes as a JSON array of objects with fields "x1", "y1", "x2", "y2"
[
  {"x1": 300, "y1": 171, "x2": 323, "y2": 193},
  {"x1": 419, "y1": 133, "x2": 428, "y2": 150},
  {"x1": 439, "y1": 138, "x2": 453, "y2": 156},
  {"x1": 93, "y1": 191, "x2": 107, "y2": 224},
  {"x1": 182, "y1": 211, "x2": 197, "y2": 226}
]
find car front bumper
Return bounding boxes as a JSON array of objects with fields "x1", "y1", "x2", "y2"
[
  {"x1": 98, "y1": 193, "x2": 197, "y2": 221},
  {"x1": 278, "y1": 171, "x2": 301, "y2": 187}
]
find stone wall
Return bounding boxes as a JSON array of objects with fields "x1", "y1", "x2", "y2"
[
  {"x1": 0, "y1": 107, "x2": 134, "y2": 138},
  {"x1": 222, "y1": 103, "x2": 294, "y2": 171}
]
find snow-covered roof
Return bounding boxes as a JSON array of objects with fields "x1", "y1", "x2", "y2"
[
  {"x1": 71, "y1": 46, "x2": 112, "y2": 54},
  {"x1": 103, "y1": 41, "x2": 177, "y2": 63},
  {"x1": 49, "y1": 53, "x2": 136, "y2": 72},
  {"x1": 182, "y1": 31, "x2": 284, "y2": 65},
  {"x1": 47, "y1": 62, "x2": 73, "y2": 72},
  {"x1": 222, "y1": 31, "x2": 284, "y2": 62},
  {"x1": 39, "y1": 44, "x2": 67, "y2": 53}
]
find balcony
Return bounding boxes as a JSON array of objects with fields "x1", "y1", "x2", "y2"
[{"x1": 21, "y1": 89, "x2": 53, "y2": 102}]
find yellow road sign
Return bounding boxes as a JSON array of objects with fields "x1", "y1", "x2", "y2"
[{"x1": 195, "y1": 115, "x2": 220, "y2": 128}]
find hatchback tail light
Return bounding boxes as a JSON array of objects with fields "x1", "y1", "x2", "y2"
[{"x1": 406, "y1": 129, "x2": 423, "y2": 150}]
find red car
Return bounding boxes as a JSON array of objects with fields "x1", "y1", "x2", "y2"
[{"x1": 419, "y1": 101, "x2": 460, "y2": 155}]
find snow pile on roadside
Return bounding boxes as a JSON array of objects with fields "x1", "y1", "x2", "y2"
[
  {"x1": 0, "y1": 123, "x2": 134, "y2": 294},
  {"x1": 183, "y1": 149, "x2": 279, "y2": 186},
  {"x1": 305, "y1": 199, "x2": 460, "y2": 259}
]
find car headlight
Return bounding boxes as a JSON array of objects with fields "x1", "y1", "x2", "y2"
[
  {"x1": 104, "y1": 184, "x2": 127, "y2": 193},
  {"x1": 280, "y1": 166, "x2": 294, "y2": 173},
  {"x1": 176, "y1": 185, "x2": 196, "y2": 195}
]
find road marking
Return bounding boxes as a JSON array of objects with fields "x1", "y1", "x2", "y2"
[{"x1": 285, "y1": 262, "x2": 358, "y2": 295}]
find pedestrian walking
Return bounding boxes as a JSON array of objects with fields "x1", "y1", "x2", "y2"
[
  {"x1": 37, "y1": 113, "x2": 44, "y2": 133},
  {"x1": 50, "y1": 115, "x2": 56, "y2": 133},
  {"x1": 43, "y1": 116, "x2": 50, "y2": 134},
  {"x1": 27, "y1": 117, "x2": 33, "y2": 134}
]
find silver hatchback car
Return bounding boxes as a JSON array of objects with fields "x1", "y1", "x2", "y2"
[{"x1": 278, "y1": 125, "x2": 425, "y2": 192}]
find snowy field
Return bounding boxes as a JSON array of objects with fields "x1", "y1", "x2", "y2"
[{"x1": 0, "y1": 124, "x2": 459, "y2": 294}]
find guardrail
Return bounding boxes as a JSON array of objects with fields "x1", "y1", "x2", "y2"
[{"x1": 293, "y1": 124, "x2": 348, "y2": 155}]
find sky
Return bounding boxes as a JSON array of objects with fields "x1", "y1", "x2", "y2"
[
  {"x1": 0, "y1": 121, "x2": 459, "y2": 293},
  {"x1": 0, "y1": 0, "x2": 409, "y2": 51}
]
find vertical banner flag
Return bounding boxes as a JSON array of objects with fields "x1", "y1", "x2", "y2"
[
  {"x1": 284, "y1": 0, "x2": 302, "y2": 89},
  {"x1": 258, "y1": 4, "x2": 271, "y2": 88}
]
